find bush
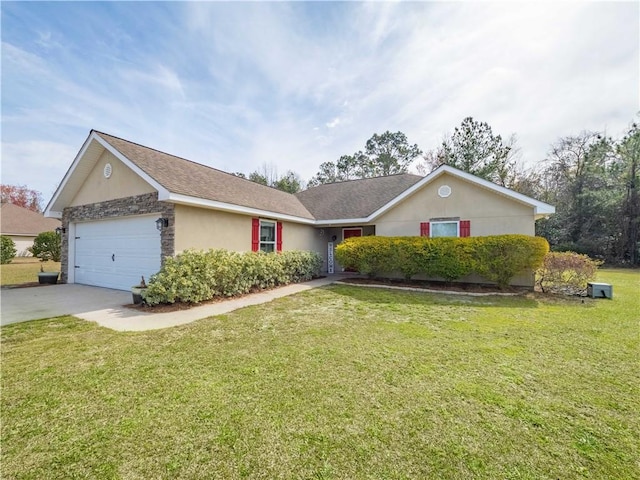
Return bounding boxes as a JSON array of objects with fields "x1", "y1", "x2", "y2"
[
  {"x1": 336, "y1": 234, "x2": 549, "y2": 288},
  {"x1": 336, "y1": 236, "x2": 395, "y2": 277},
  {"x1": 423, "y1": 237, "x2": 474, "y2": 282},
  {"x1": 1, "y1": 235, "x2": 17, "y2": 264},
  {"x1": 143, "y1": 249, "x2": 323, "y2": 306},
  {"x1": 29, "y1": 231, "x2": 61, "y2": 262},
  {"x1": 471, "y1": 235, "x2": 549, "y2": 289},
  {"x1": 536, "y1": 251, "x2": 602, "y2": 295}
]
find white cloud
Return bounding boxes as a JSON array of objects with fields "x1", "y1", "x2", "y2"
[{"x1": 1, "y1": 1, "x2": 637, "y2": 201}]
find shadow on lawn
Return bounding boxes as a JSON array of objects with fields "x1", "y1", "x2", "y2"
[{"x1": 326, "y1": 284, "x2": 542, "y2": 309}]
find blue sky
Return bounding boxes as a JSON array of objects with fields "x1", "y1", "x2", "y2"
[{"x1": 2, "y1": 1, "x2": 638, "y2": 202}]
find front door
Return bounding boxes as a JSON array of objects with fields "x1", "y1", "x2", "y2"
[{"x1": 342, "y1": 228, "x2": 362, "y2": 241}]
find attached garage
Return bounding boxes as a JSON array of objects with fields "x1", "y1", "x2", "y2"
[{"x1": 72, "y1": 215, "x2": 161, "y2": 291}]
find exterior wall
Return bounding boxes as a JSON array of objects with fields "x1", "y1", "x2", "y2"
[
  {"x1": 71, "y1": 150, "x2": 155, "y2": 206},
  {"x1": 9, "y1": 235, "x2": 35, "y2": 256},
  {"x1": 283, "y1": 221, "x2": 323, "y2": 254},
  {"x1": 60, "y1": 193, "x2": 174, "y2": 284},
  {"x1": 174, "y1": 204, "x2": 321, "y2": 254},
  {"x1": 376, "y1": 173, "x2": 535, "y2": 237},
  {"x1": 174, "y1": 205, "x2": 252, "y2": 252}
]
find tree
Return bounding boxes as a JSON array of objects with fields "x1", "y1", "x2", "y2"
[
  {"x1": 1, "y1": 236, "x2": 17, "y2": 264},
  {"x1": 29, "y1": 231, "x2": 61, "y2": 262},
  {"x1": 308, "y1": 131, "x2": 422, "y2": 186},
  {"x1": 616, "y1": 121, "x2": 640, "y2": 264},
  {"x1": 248, "y1": 172, "x2": 269, "y2": 186},
  {"x1": 273, "y1": 171, "x2": 304, "y2": 194},
  {"x1": 241, "y1": 163, "x2": 305, "y2": 193},
  {"x1": 363, "y1": 131, "x2": 423, "y2": 177},
  {"x1": 420, "y1": 117, "x2": 516, "y2": 186},
  {"x1": 0, "y1": 185, "x2": 43, "y2": 212}
]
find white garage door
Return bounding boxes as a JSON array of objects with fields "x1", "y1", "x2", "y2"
[{"x1": 74, "y1": 215, "x2": 162, "y2": 291}]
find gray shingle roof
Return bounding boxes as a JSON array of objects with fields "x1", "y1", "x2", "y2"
[
  {"x1": 95, "y1": 132, "x2": 315, "y2": 220},
  {"x1": 295, "y1": 174, "x2": 423, "y2": 220},
  {"x1": 1, "y1": 203, "x2": 61, "y2": 235}
]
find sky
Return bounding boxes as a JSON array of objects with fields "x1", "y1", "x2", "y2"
[{"x1": 1, "y1": 1, "x2": 638, "y2": 204}]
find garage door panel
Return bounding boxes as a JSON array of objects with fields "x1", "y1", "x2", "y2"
[{"x1": 74, "y1": 215, "x2": 161, "y2": 291}]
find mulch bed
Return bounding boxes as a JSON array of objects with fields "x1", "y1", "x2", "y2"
[{"x1": 337, "y1": 277, "x2": 531, "y2": 294}]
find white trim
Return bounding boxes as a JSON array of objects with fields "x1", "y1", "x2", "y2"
[
  {"x1": 342, "y1": 227, "x2": 363, "y2": 241},
  {"x1": 316, "y1": 165, "x2": 554, "y2": 224},
  {"x1": 44, "y1": 131, "x2": 170, "y2": 217},
  {"x1": 430, "y1": 220, "x2": 460, "y2": 238},
  {"x1": 92, "y1": 134, "x2": 170, "y2": 198},
  {"x1": 259, "y1": 219, "x2": 277, "y2": 253},
  {"x1": 166, "y1": 193, "x2": 316, "y2": 225},
  {"x1": 67, "y1": 222, "x2": 76, "y2": 284},
  {"x1": 45, "y1": 132, "x2": 96, "y2": 217}
]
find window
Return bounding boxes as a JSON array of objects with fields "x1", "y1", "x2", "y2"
[
  {"x1": 259, "y1": 220, "x2": 276, "y2": 252},
  {"x1": 252, "y1": 218, "x2": 283, "y2": 252},
  {"x1": 420, "y1": 220, "x2": 470, "y2": 238},
  {"x1": 431, "y1": 221, "x2": 458, "y2": 238}
]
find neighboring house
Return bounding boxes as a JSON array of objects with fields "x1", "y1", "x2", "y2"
[
  {"x1": 45, "y1": 130, "x2": 555, "y2": 290},
  {"x1": 1, "y1": 203, "x2": 61, "y2": 256}
]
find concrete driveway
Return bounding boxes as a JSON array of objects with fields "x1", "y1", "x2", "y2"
[
  {"x1": 1, "y1": 284, "x2": 132, "y2": 327},
  {"x1": 0, "y1": 278, "x2": 336, "y2": 332}
]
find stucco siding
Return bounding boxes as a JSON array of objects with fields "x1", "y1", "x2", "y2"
[
  {"x1": 174, "y1": 206, "x2": 319, "y2": 254},
  {"x1": 174, "y1": 205, "x2": 251, "y2": 253},
  {"x1": 282, "y1": 221, "x2": 323, "y2": 253},
  {"x1": 71, "y1": 151, "x2": 155, "y2": 206},
  {"x1": 376, "y1": 173, "x2": 535, "y2": 237}
]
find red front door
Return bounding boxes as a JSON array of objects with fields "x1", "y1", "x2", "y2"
[{"x1": 343, "y1": 228, "x2": 362, "y2": 241}]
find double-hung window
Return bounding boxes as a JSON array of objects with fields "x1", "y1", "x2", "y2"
[
  {"x1": 259, "y1": 220, "x2": 276, "y2": 253},
  {"x1": 252, "y1": 218, "x2": 283, "y2": 252}
]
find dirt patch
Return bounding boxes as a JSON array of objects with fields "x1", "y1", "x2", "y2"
[{"x1": 338, "y1": 277, "x2": 530, "y2": 294}]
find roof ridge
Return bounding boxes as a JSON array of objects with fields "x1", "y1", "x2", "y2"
[{"x1": 299, "y1": 172, "x2": 423, "y2": 192}]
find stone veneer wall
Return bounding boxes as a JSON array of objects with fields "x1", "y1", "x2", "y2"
[{"x1": 60, "y1": 193, "x2": 175, "y2": 284}]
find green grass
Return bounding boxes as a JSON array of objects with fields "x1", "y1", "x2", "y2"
[
  {"x1": 0, "y1": 257, "x2": 61, "y2": 286},
  {"x1": 1, "y1": 269, "x2": 638, "y2": 479}
]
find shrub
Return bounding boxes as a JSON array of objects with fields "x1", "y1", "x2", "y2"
[
  {"x1": 1, "y1": 235, "x2": 17, "y2": 264},
  {"x1": 423, "y1": 237, "x2": 474, "y2": 282},
  {"x1": 336, "y1": 236, "x2": 394, "y2": 277},
  {"x1": 336, "y1": 234, "x2": 548, "y2": 288},
  {"x1": 29, "y1": 231, "x2": 61, "y2": 262},
  {"x1": 472, "y1": 235, "x2": 549, "y2": 288},
  {"x1": 536, "y1": 251, "x2": 602, "y2": 295},
  {"x1": 143, "y1": 249, "x2": 323, "y2": 306}
]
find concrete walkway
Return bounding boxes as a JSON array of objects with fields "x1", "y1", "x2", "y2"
[{"x1": 1, "y1": 278, "x2": 336, "y2": 332}]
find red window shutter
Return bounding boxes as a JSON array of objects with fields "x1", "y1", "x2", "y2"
[
  {"x1": 251, "y1": 218, "x2": 260, "y2": 251},
  {"x1": 420, "y1": 222, "x2": 430, "y2": 237},
  {"x1": 460, "y1": 220, "x2": 471, "y2": 237},
  {"x1": 276, "y1": 222, "x2": 283, "y2": 252}
]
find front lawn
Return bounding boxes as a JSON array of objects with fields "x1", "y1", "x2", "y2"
[
  {"x1": 0, "y1": 257, "x2": 61, "y2": 286},
  {"x1": 1, "y1": 269, "x2": 638, "y2": 479}
]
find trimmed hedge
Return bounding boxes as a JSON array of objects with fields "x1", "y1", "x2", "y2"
[
  {"x1": 143, "y1": 249, "x2": 323, "y2": 306},
  {"x1": 336, "y1": 234, "x2": 549, "y2": 288}
]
